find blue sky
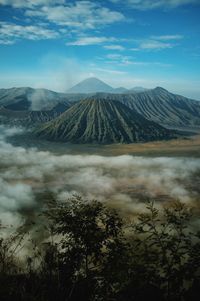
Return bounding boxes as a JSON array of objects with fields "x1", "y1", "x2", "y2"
[{"x1": 0, "y1": 0, "x2": 200, "y2": 99}]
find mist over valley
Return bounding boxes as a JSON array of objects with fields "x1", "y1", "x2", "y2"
[
  {"x1": 1, "y1": 1, "x2": 200, "y2": 299},
  {"x1": 1, "y1": 123, "x2": 200, "y2": 229}
]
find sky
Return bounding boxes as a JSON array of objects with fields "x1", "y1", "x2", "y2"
[{"x1": 0, "y1": 0, "x2": 200, "y2": 99}]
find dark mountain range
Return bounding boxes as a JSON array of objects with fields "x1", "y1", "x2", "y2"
[
  {"x1": 91, "y1": 87, "x2": 200, "y2": 128},
  {"x1": 0, "y1": 87, "x2": 87, "y2": 112},
  {"x1": 0, "y1": 80, "x2": 149, "y2": 113},
  {"x1": 0, "y1": 87, "x2": 68, "y2": 111},
  {"x1": 1, "y1": 81, "x2": 200, "y2": 131},
  {"x1": 0, "y1": 102, "x2": 70, "y2": 127},
  {"x1": 35, "y1": 98, "x2": 176, "y2": 144}
]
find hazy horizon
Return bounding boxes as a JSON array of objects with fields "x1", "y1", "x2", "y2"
[{"x1": 1, "y1": 76, "x2": 200, "y2": 101}]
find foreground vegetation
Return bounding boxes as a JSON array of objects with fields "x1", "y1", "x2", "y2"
[{"x1": 1, "y1": 196, "x2": 200, "y2": 301}]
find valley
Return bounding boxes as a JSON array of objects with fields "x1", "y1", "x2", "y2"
[{"x1": 7, "y1": 128, "x2": 200, "y2": 157}]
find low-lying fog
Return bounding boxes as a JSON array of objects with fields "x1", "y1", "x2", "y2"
[{"x1": 0, "y1": 125, "x2": 200, "y2": 229}]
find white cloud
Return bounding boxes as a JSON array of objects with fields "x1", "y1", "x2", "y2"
[
  {"x1": 0, "y1": 38, "x2": 15, "y2": 45},
  {"x1": 139, "y1": 40, "x2": 173, "y2": 50},
  {"x1": 131, "y1": 34, "x2": 183, "y2": 51},
  {"x1": 103, "y1": 44, "x2": 125, "y2": 51},
  {"x1": 105, "y1": 53, "x2": 134, "y2": 65},
  {"x1": 0, "y1": 0, "x2": 64, "y2": 8},
  {"x1": 25, "y1": 1, "x2": 125, "y2": 29},
  {"x1": 151, "y1": 34, "x2": 184, "y2": 40},
  {"x1": 106, "y1": 53, "x2": 123, "y2": 59},
  {"x1": 67, "y1": 36, "x2": 116, "y2": 46},
  {"x1": 0, "y1": 1, "x2": 125, "y2": 48},
  {"x1": 3, "y1": 0, "x2": 198, "y2": 10},
  {"x1": 105, "y1": 53, "x2": 171, "y2": 67},
  {"x1": 94, "y1": 67, "x2": 126, "y2": 75},
  {"x1": 110, "y1": 0, "x2": 199, "y2": 10},
  {"x1": 0, "y1": 22, "x2": 60, "y2": 44},
  {"x1": 130, "y1": 48, "x2": 140, "y2": 51}
]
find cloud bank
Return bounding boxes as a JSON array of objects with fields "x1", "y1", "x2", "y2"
[{"x1": 0, "y1": 125, "x2": 200, "y2": 229}]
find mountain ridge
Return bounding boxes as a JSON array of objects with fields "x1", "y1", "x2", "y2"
[
  {"x1": 1, "y1": 80, "x2": 200, "y2": 130},
  {"x1": 90, "y1": 88, "x2": 200, "y2": 128},
  {"x1": 0, "y1": 87, "x2": 88, "y2": 111},
  {"x1": 35, "y1": 98, "x2": 176, "y2": 144}
]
